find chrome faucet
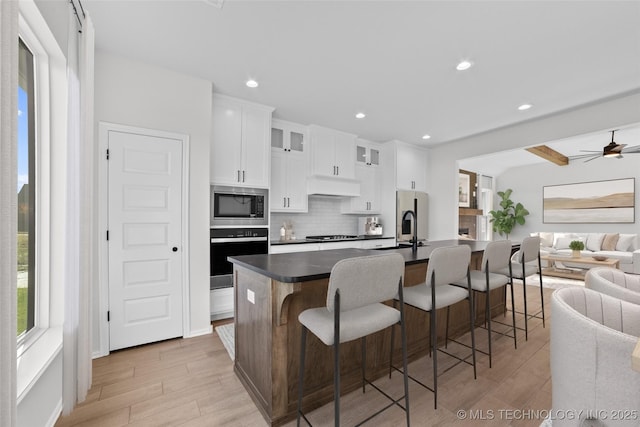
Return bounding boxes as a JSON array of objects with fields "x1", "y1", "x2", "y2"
[{"x1": 402, "y1": 208, "x2": 418, "y2": 252}]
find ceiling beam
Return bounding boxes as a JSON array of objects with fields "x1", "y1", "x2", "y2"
[{"x1": 525, "y1": 145, "x2": 569, "y2": 166}]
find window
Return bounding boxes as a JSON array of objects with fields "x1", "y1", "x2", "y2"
[{"x1": 17, "y1": 38, "x2": 36, "y2": 337}]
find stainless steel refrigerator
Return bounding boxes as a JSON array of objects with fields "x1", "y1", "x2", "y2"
[{"x1": 396, "y1": 190, "x2": 428, "y2": 244}]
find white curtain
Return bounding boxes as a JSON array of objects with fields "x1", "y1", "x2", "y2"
[
  {"x1": 0, "y1": 2, "x2": 19, "y2": 426},
  {"x1": 62, "y1": 4, "x2": 94, "y2": 414}
]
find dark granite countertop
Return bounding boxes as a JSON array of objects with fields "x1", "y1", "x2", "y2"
[
  {"x1": 271, "y1": 235, "x2": 394, "y2": 246},
  {"x1": 229, "y1": 239, "x2": 495, "y2": 283}
]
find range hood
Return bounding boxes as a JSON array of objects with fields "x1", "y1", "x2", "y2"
[{"x1": 307, "y1": 175, "x2": 361, "y2": 197}]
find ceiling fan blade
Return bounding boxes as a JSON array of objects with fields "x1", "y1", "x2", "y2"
[
  {"x1": 579, "y1": 150, "x2": 601, "y2": 153},
  {"x1": 583, "y1": 155, "x2": 601, "y2": 163},
  {"x1": 570, "y1": 153, "x2": 600, "y2": 160},
  {"x1": 621, "y1": 145, "x2": 640, "y2": 154}
]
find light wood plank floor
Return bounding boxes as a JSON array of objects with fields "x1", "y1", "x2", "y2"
[{"x1": 55, "y1": 284, "x2": 558, "y2": 427}]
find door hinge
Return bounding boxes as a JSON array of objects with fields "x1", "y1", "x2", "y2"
[
  {"x1": 106, "y1": 149, "x2": 110, "y2": 160},
  {"x1": 107, "y1": 311, "x2": 110, "y2": 322},
  {"x1": 106, "y1": 230, "x2": 109, "y2": 241}
]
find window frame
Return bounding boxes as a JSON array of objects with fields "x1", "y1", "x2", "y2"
[
  {"x1": 17, "y1": 37, "x2": 37, "y2": 338},
  {"x1": 16, "y1": 1, "x2": 57, "y2": 358}
]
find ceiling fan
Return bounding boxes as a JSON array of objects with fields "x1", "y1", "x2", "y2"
[{"x1": 570, "y1": 130, "x2": 640, "y2": 162}]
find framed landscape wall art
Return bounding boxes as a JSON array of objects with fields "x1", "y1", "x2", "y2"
[
  {"x1": 458, "y1": 173, "x2": 470, "y2": 207},
  {"x1": 543, "y1": 178, "x2": 635, "y2": 223}
]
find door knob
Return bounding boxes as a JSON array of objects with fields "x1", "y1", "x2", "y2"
[{"x1": 172, "y1": 247, "x2": 178, "y2": 252}]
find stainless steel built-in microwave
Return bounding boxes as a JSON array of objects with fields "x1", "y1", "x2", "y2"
[{"x1": 211, "y1": 185, "x2": 268, "y2": 227}]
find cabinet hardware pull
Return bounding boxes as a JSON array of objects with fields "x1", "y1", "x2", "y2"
[
  {"x1": 237, "y1": 170, "x2": 240, "y2": 182},
  {"x1": 287, "y1": 197, "x2": 290, "y2": 207},
  {"x1": 242, "y1": 170, "x2": 245, "y2": 182},
  {"x1": 284, "y1": 197, "x2": 287, "y2": 207}
]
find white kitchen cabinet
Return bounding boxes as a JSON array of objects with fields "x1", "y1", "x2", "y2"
[
  {"x1": 270, "y1": 239, "x2": 395, "y2": 253},
  {"x1": 210, "y1": 287, "x2": 234, "y2": 320},
  {"x1": 395, "y1": 141, "x2": 428, "y2": 192},
  {"x1": 270, "y1": 243, "x2": 320, "y2": 254},
  {"x1": 309, "y1": 125, "x2": 356, "y2": 179},
  {"x1": 211, "y1": 94, "x2": 274, "y2": 187},
  {"x1": 343, "y1": 139, "x2": 382, "y2": 214},
  {"x1": 342, "y1": 164, "x2": 381, "y2": 214},
  {"x1": 271, "y1": 120, "x2": 308, "y2": 212},
  {"x1": 318, "y1": 241, "x2": 362, "y2": 251},
  {"x1": 360, "y1": 239, "x2": 396, "y2": 250}
]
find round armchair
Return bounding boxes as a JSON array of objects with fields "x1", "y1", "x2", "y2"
[
  {"x1": 551, "y1": 287, "x2": 640, "y2": 426},
  {"x1": 585, "y1": 267, "x2": 640, "y2": 305}
]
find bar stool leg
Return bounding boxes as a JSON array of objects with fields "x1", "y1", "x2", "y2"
[
  {"x1": 399, "y1": 288, "x2": 411, "y2": 427},
  {"x1": 389, "y1": 302, "x2": 396, "y2": 379},
  {"x1": 522, "y1": 276, "x2": 528, "y2": 341},
  {"x1": 431, "y1": 306, "x2": 437, "y2": 409},
  {"x1": 444, "y1": 306, "x2": 450, "y2": 349},
  {"x1": 468, "y1": 291, "x2": 477, "y2": 379},
  {"x1": 538, "y1": 265, "x2": 545, "y2": 328},
  {"x1": 510, "y1": 281, "x2": 517, "y2": 350},
  {"x1": 361, "y1": 337, "x2": 366, "y2": 393},
  {"x1": 297, "y1": 327, "x2": 307, "y2": 427},
  {"x1": 485, "y1": 289, "x2": 492, "y2": 368},
  {"x1": 333, "y1": 295, "x2": 341, "y2": 427}
]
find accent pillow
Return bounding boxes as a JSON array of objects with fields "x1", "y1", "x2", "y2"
[
  {"x1": 586, "y1": 233, "x2": 605, "y2": 252},
  {"x1": 601, "y1": 233, "x2": 619, "y2": 251},
  {"x1": 539, "y1": 232, "x2": 554, "y2": 248},
  {"x1": 555, "y1": 237, "x2": 575, "y2": 250},
  {"x1": 616, "y1": 234, "x2": 636, "y2": 252}
]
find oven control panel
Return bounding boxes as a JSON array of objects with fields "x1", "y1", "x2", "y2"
[{"x1": 210, "y1": 227, "x2": 269, "y2": 239}]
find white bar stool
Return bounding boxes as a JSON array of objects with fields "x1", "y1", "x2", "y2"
[{"x1": 296, "y1": 253, "x2": 410, "y2": 427}]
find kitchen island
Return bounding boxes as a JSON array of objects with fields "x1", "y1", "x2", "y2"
[{"x1": 228, "y1": 240, "x2": 509, "y2": 426}]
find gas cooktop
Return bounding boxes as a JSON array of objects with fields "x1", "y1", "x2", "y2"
[{"x1": 305, "y1": 235, "x2": 359, "y2": 241}]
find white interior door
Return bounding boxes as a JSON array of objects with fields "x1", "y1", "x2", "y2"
[{"x1": 108, "y1": 128, "x2": 184, "y2": 351}]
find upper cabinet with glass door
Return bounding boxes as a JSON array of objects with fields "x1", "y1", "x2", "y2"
[
  {"x1": 270, "y1": 119, "x2": 309, "y2": 212},
  {"x1": 356, "y1": 139, "x2": 380, "y2": 167},
  {"x1": 342, "y1": 139, "x2": 382, "y2": 214},
  {"x1": 271, "y1": 119, "x2": 306, "y2": 154}
]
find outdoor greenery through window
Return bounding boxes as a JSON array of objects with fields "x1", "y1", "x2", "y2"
[{"x1": 17, "y1": 38, "x2": 36, "y2": 337}]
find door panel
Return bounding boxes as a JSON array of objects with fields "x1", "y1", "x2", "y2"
[{"x1": 108, "y1": 129, "x2": 183, "y2": 351}]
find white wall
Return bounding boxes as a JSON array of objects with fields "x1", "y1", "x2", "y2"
[
  {"x1": 94, "y1": 51, "x2": 213, "y2": 355},
  {"x1": 427, "y1": 91, "x2": 640, "y2": 241},
  {"x1": 496, "y1": 156, "x2": 640, "y2": 241}
]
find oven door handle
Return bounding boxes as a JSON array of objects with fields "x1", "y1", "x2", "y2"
[{"x1": 211, "y1": 237, "x2": 268, "y2": 243}]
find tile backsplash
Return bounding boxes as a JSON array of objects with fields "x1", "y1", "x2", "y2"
[{"x1": 270, "y1": 196, "x2": 359, "y2": 241}]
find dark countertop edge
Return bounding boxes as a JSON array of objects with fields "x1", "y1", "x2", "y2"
[
  {"x1": 271, "y1": 235, "x2": 394, "y2": 246},
  {"x1": 230, "y1": 240, "x2": 497, "y2": 283}
]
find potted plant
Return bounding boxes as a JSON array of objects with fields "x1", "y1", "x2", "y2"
[
  {"x1": 488, "y1": 189, "x2": 530, "y2": 239},
  {"x1": 569, "y1": 240, "x2": 584, "y2": 258}
]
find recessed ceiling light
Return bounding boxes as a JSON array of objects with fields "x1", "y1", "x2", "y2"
[
  {"x1": 456, "y1": 60, "x2": 473, "y2": 71},
  {"x1": 246, "y1": 79, "x2": 259, "y2": 88},
  {"x1": 355, "y1": 112, "x2": 366, "y2": 119},
  {"x1": 518, "y1": 104, "x2": 532, "y2": 111},
  {"x1": 422, "y1": 134, "x2": 431, "y2": 140}
]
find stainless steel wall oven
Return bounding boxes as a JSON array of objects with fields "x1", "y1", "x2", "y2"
[{"x1": 210, "y1": 227, "x2": 269, "y2": 290}]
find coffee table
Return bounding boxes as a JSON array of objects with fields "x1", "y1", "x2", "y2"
[{"x1": 540, "y1": 254, "x2": 620, "y2": 280}]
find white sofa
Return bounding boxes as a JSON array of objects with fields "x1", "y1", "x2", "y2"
[
  {"x1": 532, "y1": 232, "x2": 640, "y2": 274},
  {"x1": 585, "y1": 267, "x2": 640, "y2": 305},
  {"x1": 551, "y1": 287, "x2": 640, "y2": 426}
]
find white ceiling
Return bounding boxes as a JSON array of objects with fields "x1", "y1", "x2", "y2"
[{"x1": 84, "y1": 1, "x2": 640, "y2": 148}]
